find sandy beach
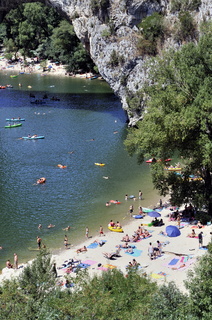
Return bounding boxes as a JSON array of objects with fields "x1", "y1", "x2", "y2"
[
  {"x1": 0, "y1": 57, "x2": 96, "y2": 79},
  {"x1": 1, "y1": 201, "x2": 211, "y2": 293}
]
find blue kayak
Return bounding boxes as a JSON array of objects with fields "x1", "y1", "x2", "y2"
[
  {"x1": 6, "y1": 118, "x2": 25, "y2": 121},
  {"x1": 22, "y1": 136, "x2": 45, "y2": 140}
]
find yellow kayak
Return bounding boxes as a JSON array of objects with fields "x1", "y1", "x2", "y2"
[
  {"x1": 95, "y1": 163, "x2": 105, "y2": 166},
  {"x1": 108, "y1": 226, "x2": 123, "y2": 233},
  {"x1": 165, "y1": 167, "x2": 182, "y2": 172}
]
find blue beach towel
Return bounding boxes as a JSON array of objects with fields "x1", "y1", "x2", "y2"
[
  {"x1": 168, "y1": 258, "x2": 179, "y2": 266},
  {"x1": 87, "y1": 243, "x2": 98, "y2": 249},
  {"x1": 87, "y1": 240, "x2": 107, "y2": 249},
  {"x1": 125, "y1": 249, "x2": 142, "y2": 257}
]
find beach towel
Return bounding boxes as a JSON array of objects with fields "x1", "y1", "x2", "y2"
[
  {"x1": 187, "y1": 236, "x2": 199, "y2": 239},
  {"x1": 87, "y1": 243, "x2": 98, "y2": 249},
  {"x1": 87, "y1": 240, "x2": 107, "y2": 249},
  {"x1": 102, "y1": 264, "x2": 117, "y2": 270},
  {"x1": 136, "y1": 235, "x2": 152, "y2": 242},
  {"x1": 163, "y1": 257, "x2": 179, "y2": 268},
  {"x1": 125, "y1": 249, "x2": 142, "y2": 257},
  {"x1": 81, "y1": 260, "x2": 97, "y2": 266},
  {"x1": 168, "y1": 258, "x2": 179, "y2": 266},
  {"x1": 76, "y1": 263, "x2": 90, "y2": 269},
  {"x1": 120, "y1": 244, "x2": 136, "y2": 249},
  {"x1": 151, "y1": 273, "x2": 167, "y2": 280},
  {"x1": 172, "y1": 258, "x2": 196, "y2": 271}
]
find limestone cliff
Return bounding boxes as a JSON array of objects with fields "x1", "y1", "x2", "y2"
[{"x1": 21, "y1": 1, "x2": 212, "y2": 124}]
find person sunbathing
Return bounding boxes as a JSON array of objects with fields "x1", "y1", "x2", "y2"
[
  {"x1": 76, "y1": 246, "x2": 87, "y2": 254},
  {"x1": 197, "y1": 221, "x2": 203, "y2": 228},
  {"x1": 172, "y1": 263, "x2": 186, "y2": 270},
  {"x1": 120, "y1": 242, "x2": 129, "y2": 248},
  {"x1": 131, "y1": 233, "x2": 140, "y2": 242},
  {"x1": 188, "y1": 229, "x2": 196, "y2": 238},
  {"x1": 103, "y1": 246, "x2": 121, "y2": 259},
  {"x1": 142, "y1": 229, "x2": 150, "y2": 238},
  {"x1": 136, "y1": 226, "x2": 143, "y2": 235},
  {"x1": 122, "y1": 234, "x2": 130, "y2": 242},
  {"x1": 125, "y1": 246, "x2": 134, "y2": 253}
]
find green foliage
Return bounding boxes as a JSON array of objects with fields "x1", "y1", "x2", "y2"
[
  {"x1": 66, "y1": 42, "x2": 95, "y2": 73},
  {"x1": 137, "y1": 12, "x2": 165, "y2": 56},
  {"x1": 127, "y1": 91, "x2": 144, "y2": 112},
  {"x1": 138, "y1": 13, "x2": 165, "y2": 42},
  {"x1": 51, "y1": 268, "x2": 157, "y2": 319},
  {"x1": 185, "y1": 248, "x2": 212, "y2": 319},
  {"x1": 170, "y1": 0, "x2": 202, "y2": 13},
  {"x1": 149, "y1": 281, "x2": 189, "y2": 319},
  {"x1": 1, "y1": 2, "x2": 95, "y2": 73},
  {"x1": 3, "y1": 2, "x2": 61, "y2": 58},
  {"x1": 125, "y1": 32, "x2": 212, "y2": 215},
  {"x1": 177, "y1": 11, "x2": 197, "y2": 41},
  {"x1": 1, "y1": 248, "x2": 212, "y2": 319}
]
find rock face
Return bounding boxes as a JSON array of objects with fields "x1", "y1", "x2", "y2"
[{"x1": 6, "y1": 0, "x2": 212, "y2": 125}]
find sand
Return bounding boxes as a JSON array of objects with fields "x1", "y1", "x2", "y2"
[
  {"x1": 0, "y1": 57, "x2": 95, "y2": 78},
  {"x1": 1, "y1": 204, "x2": 211, "y2": 293}
]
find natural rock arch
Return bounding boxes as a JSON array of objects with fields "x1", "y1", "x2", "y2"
[{"x1": 2, "y1": 0, "x2": 212, "y2": 125}]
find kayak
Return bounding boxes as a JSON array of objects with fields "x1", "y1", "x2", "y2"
[
  {"x1": 109, "y1": 200, "x2": 121, "y2": 204},
  {"x1": 22, "y1": 136, "x2": 45, "y2": 140},
  {"x1": 146, "y1": 158, "x2": 172, "y2": 163},
  {"x1": 95, "y1": 163, "x2": 105, "y2": 166},
  {"x1": 108, "y1": 226, "x2": 123, "y2": 233},
  {"x1": 165, "y1": 167, "x2": 182, "y2": 172},
  {"x1": 6, "y1": 118, "x2": 25, "y2": 122},
  {"x1": 5, "y1": 123, "x2": 22, "y2": 128},
  {"x1": 57, "y1": 164, "x2": 67, "y2": 169}
]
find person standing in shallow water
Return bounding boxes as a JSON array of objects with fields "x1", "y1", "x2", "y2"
[
  {"x1": 64, "y1": 235, "x2": 68, "y2": 249},
  {"x1": 14, "y1": 253, "x2": 18, "y2": 269},
  {"x1": 37, "y1": 236, "x2": 42, "y2": 249},
  {"x1": 85, "y1": 227, "x2": 89, "y2": 238}
]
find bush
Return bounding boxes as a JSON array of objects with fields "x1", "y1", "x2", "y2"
[
  {"x1": 170, "y1": 0, "x2": 202, "y2": 13},
  {"x1": 178, "y1": 11, "x2": 197, "y2": 41},
  {"x1": 138, "y1": 13, "x2": 165, "y2": 42}
]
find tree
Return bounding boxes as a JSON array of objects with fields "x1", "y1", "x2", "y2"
[
  {"x1": 125, "y1": 28, "x2": 212, "y2": 216},
  {"x1": 50, "y1": 20, "x2": 78, "y2": 63},
  {"x1": 184, "y1": 243, "x2": 212, "y2": 319}
]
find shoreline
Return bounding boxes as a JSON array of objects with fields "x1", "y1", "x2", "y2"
[
  {"x1": 0, "y1": 58, "x2": 98, "y2": 79},
  {"x1": 1, "y1": 195, "x2": 211, "y2": 293}
]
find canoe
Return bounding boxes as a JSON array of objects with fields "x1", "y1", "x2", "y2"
[
  {"x1": 109, "y1": 200, "x2": 121, "y2": 204},
  {"x1": 10, "y1": 75, "x2": 18, "y2": 78},
  {"x1": 57, "y1": 164, "x2": 67, "y2": 169},
  {"x1": 165, "y1": 167, "x2": 182, "y2": 172},
  {"x1": 22, "y1": 136, "x2": 45, "y2": 140},
  {"x1": 108, "y1": 226, "x2": 123, "y2": 233},
  {"x1": 6, "y1": 118, "x2": 25, "y2": 122},
  {"x1": 95, "y1": 163, "x2": 105, "y2": 166},
  {"x1": 5, "y1": 123, "x2": 22, "y2": 128},
  {"x1": 146, "y1": 158, "x2": 172, "y2": 163}
]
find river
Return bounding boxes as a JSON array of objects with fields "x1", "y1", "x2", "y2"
[{"x1": 0, "y1": 71, "x2": 159, "y2": 270}]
